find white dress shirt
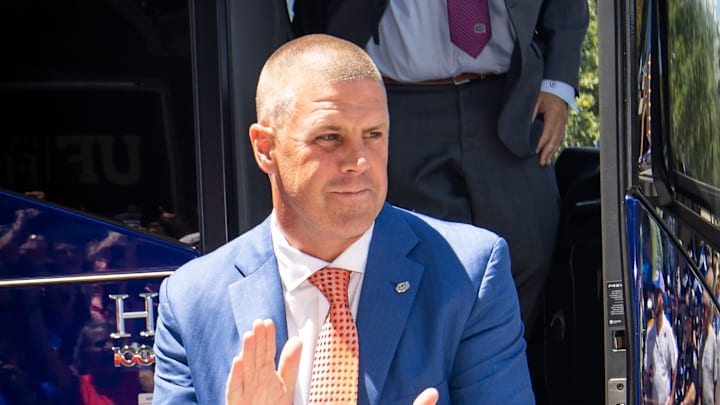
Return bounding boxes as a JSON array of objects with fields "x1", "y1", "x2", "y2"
[
  {"x1": 270, "y1": 212, "x2": 373, "y2": 405},
  {"x1": 365, "y1": 0, "x2": 577, "y2": 110}
]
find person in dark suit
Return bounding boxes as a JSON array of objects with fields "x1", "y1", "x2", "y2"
[
  {"x1": 152, "y1": 34, "x2": 533, "y2": 404},
  {"x1": 292, "y1": 0, "x2": 589, "y2": 338}
]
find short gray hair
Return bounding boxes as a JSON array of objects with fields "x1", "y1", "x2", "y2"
[{"x1": 255, "y1": 34, "x2": 382, "y2": 127}]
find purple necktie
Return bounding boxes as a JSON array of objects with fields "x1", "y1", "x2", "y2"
[{"x1": 448, "y1": 0, "x2": 492, "y2": 58}]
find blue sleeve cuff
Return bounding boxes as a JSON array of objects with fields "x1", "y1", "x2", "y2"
[{"x1": 541, "y1": 80, "x2": 578, "y2": 112}]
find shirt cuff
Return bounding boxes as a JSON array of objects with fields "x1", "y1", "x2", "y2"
[{"x1": 541, "y1": 80, "x2": 578, "y2": 112}]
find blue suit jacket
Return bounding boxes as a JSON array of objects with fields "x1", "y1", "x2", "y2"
[{"x1": 153, "y1": 204, "x2": 534, "y2": 404}]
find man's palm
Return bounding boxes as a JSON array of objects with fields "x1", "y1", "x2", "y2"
[{"x1": 225, "y1": 320, "x2": 302, "y2": 405}]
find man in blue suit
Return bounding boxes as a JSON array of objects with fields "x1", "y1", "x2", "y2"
[{"x1": 153, "y1": 34, "x2": 533, "y2": 404}]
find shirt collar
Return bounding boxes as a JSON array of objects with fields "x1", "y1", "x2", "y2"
[{"x1": 270, "y1": 211, "x2": 373, "y2": 292}]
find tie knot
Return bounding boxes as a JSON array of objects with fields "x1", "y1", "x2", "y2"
[{"x1": 308, "y1": 267, "x2": 351, "y2": 306}]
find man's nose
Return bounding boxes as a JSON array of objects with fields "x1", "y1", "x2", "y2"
[{"x1": 340, "y1": 138, "x2": 370, "y2": 172}]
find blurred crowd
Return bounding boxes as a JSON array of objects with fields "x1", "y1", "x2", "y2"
[
  {"x1": 0, "y1": 191, "x2": 190, "y2": 404},
  {"x1": 640, "y1": 210, "x2": 720, "y2": 405}
]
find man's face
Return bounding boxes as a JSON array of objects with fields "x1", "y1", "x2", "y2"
[
  {"x1": 653, "y1": 291, "x2": 664, "y2": 318},
  {"x1": 263, "y1": 79, "x2": 388, "y2": 257}
]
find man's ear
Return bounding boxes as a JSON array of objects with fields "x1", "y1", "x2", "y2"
[{"x1": 249, "y1": 123, "x2": 275, "y2": 174}]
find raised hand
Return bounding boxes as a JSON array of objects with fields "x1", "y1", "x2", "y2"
[{"x1": 225, "y1": 319, "x2": 302, "y2": 405}]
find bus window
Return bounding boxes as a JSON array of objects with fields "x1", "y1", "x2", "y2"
[
  {"x1": 627, "y1": 196, "x2": 720, "y2": 405},
  {"x1": 0, "y1": 0, "x2": 198, "y2": 244},
  {"x1": 663, "y1": 0, "x2": 720, "y2": 215},
  {"x1": 601, "y1": 0, "x2": 720, "y2": 402}
]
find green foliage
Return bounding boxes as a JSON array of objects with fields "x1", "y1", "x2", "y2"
[{"x1": 564, "y1": 0, "x2": 599, "y2": 150}]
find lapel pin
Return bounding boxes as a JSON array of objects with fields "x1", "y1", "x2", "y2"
[{"x1": 395, "y1": 281, "x2": 410, "y2": 294}]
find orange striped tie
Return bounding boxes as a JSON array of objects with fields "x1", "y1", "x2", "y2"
[{"x1": 307, "y1": 268, "x2": 359, "y2": 404}]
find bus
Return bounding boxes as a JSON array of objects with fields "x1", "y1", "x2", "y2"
[{"x1": 1, "y1": 0, "x2": 719, "y2": 404}]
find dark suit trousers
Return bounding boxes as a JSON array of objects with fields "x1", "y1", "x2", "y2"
[{"x1": 384, "y1": 74, "x2": 560, "y2": 337}]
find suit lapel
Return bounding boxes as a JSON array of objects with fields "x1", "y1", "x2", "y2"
[
  {"x1": 356, "y1": 205, "x2": 424, "y2": 404},
  {"x1": 223, "y1": 207, "x2": 425, "y2": 399},
  {"x1": 227, "y1": 219, "x2": 289, "y2": 364}
]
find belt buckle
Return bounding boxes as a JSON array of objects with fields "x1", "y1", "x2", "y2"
[{"x1": 452, "y1": 74, "x2": 470, "y2": 85}]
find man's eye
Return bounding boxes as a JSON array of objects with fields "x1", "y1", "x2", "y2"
[
  {"x1": 317, "y1": 134, "x2": 340, "y2": 142},
  {"x1": 366, "y1": 131, "x2": 383, "y2": 138}
]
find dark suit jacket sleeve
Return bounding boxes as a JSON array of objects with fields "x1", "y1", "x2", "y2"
[
  {"x1": 152, "y1": 278, "x2": 199, "y2": 404},
  {"x1": 292, "y1": 0, "x2": 387, "y2": 46},
  {"x1": 537, "y1": 0, "x2": 589, "y2": 93},
  {"x1": 450, "y1": 237, "x2": 534, "y2": 403}
]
